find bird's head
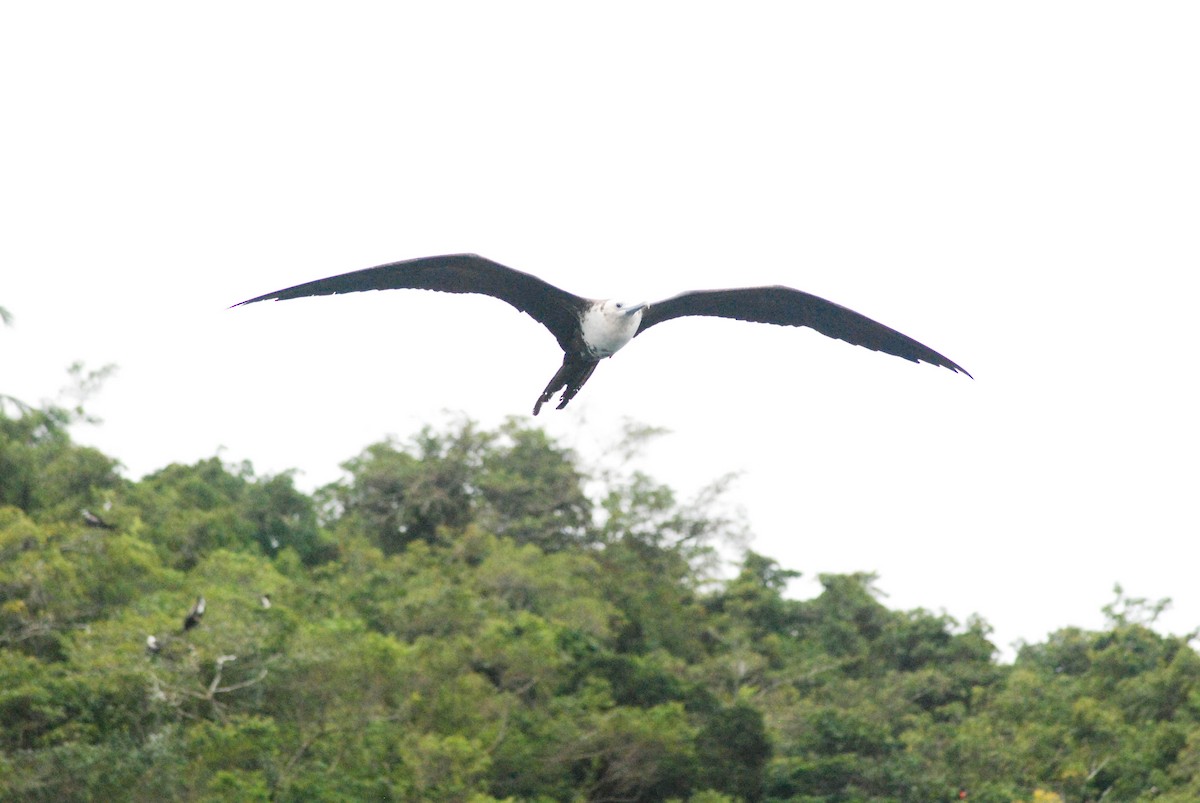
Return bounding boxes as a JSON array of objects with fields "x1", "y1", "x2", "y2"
[{"x1": 602, "y1": 299, "x2": 647, "y2": 318}]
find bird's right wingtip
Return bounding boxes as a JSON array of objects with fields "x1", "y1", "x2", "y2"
[{"x1": 229, "y1": 290, "x2": 287, "y2": 309}]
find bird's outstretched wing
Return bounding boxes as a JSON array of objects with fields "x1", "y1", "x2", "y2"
[
  {"x1": 234, "y1": 254, "x2": 588, "y2": 352},
  {"x1": 637, "y1": 286, "x2": 971, "y2": 376}
]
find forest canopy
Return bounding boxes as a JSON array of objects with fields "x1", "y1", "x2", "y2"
[{"x1": 2, "y1": 385, "x2": 1200, "y2": 802}]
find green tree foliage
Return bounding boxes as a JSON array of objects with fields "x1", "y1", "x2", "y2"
[
  {"x1": 322, "y1": 418, "x2": 591, "y2": 555},
  {"x1": 129, "y1": 458, "x2": 331, "y2": 569},
  {"x1": 0, "y1": 406, "x2": 122, "y2": 520},
  {"x1": 5, "y1": 400, "x2": 1200, "y2": 801}
]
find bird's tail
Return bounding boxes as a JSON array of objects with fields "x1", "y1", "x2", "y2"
[{"x1": 534, "y1": 356, "x2": 599, "y2": 415}]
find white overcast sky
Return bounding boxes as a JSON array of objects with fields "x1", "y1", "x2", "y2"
[{"x1": 3, "y1": 3, "x2": 1198, "y2": 658}]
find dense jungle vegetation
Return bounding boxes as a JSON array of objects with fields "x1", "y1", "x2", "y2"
[{"x1": 3, "y1": 377, "x2": 1200, "y2": 802}]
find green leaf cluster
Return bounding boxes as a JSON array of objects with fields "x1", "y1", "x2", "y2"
[{"x1": 3, "y1": 400, "x2": 1200, "y2": 802}]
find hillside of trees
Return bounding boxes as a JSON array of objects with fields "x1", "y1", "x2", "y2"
[{"x1": 3, "y1": 384, "x2": 1200, "y2": 802}]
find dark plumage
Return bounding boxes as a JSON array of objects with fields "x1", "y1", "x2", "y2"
[
  {"x1": 82, "y1": 509, "x2": 117, "y2": 530},
  {"x1": 183, "y1": 596, "x2": 205, "y2": 631},
  {"x1": 235, "y1": 253, "x2": 969, "y2": 413}
]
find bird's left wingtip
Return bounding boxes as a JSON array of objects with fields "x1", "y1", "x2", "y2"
[{"x1": 946, "y1": 361, "x2": 973, "y2": 380}]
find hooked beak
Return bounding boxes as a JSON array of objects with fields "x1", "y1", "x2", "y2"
[{"x1": 623, "y1": 302, "x2": 647, "y2": 316}]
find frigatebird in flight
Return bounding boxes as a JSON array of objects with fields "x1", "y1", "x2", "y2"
[{"x1": 235, "y1": 254, "x2": 970, "y2": 414}]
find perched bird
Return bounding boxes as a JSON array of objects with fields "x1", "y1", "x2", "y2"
[
  {"x1": 183, "y1": 596, "x2": 206, "y2": 631},
  {"x1": 259, "y1": 593, "x2": 272, "y2": 609},
  {"x1": 82, "y1": 509, "x2": 117, "y2": 530},
  {"x1": 146, "y1": 634, "x2": 161, "y2": 654},
  {"x1": 235, "y1": 253, "x2": 970, "y2": 414}
]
